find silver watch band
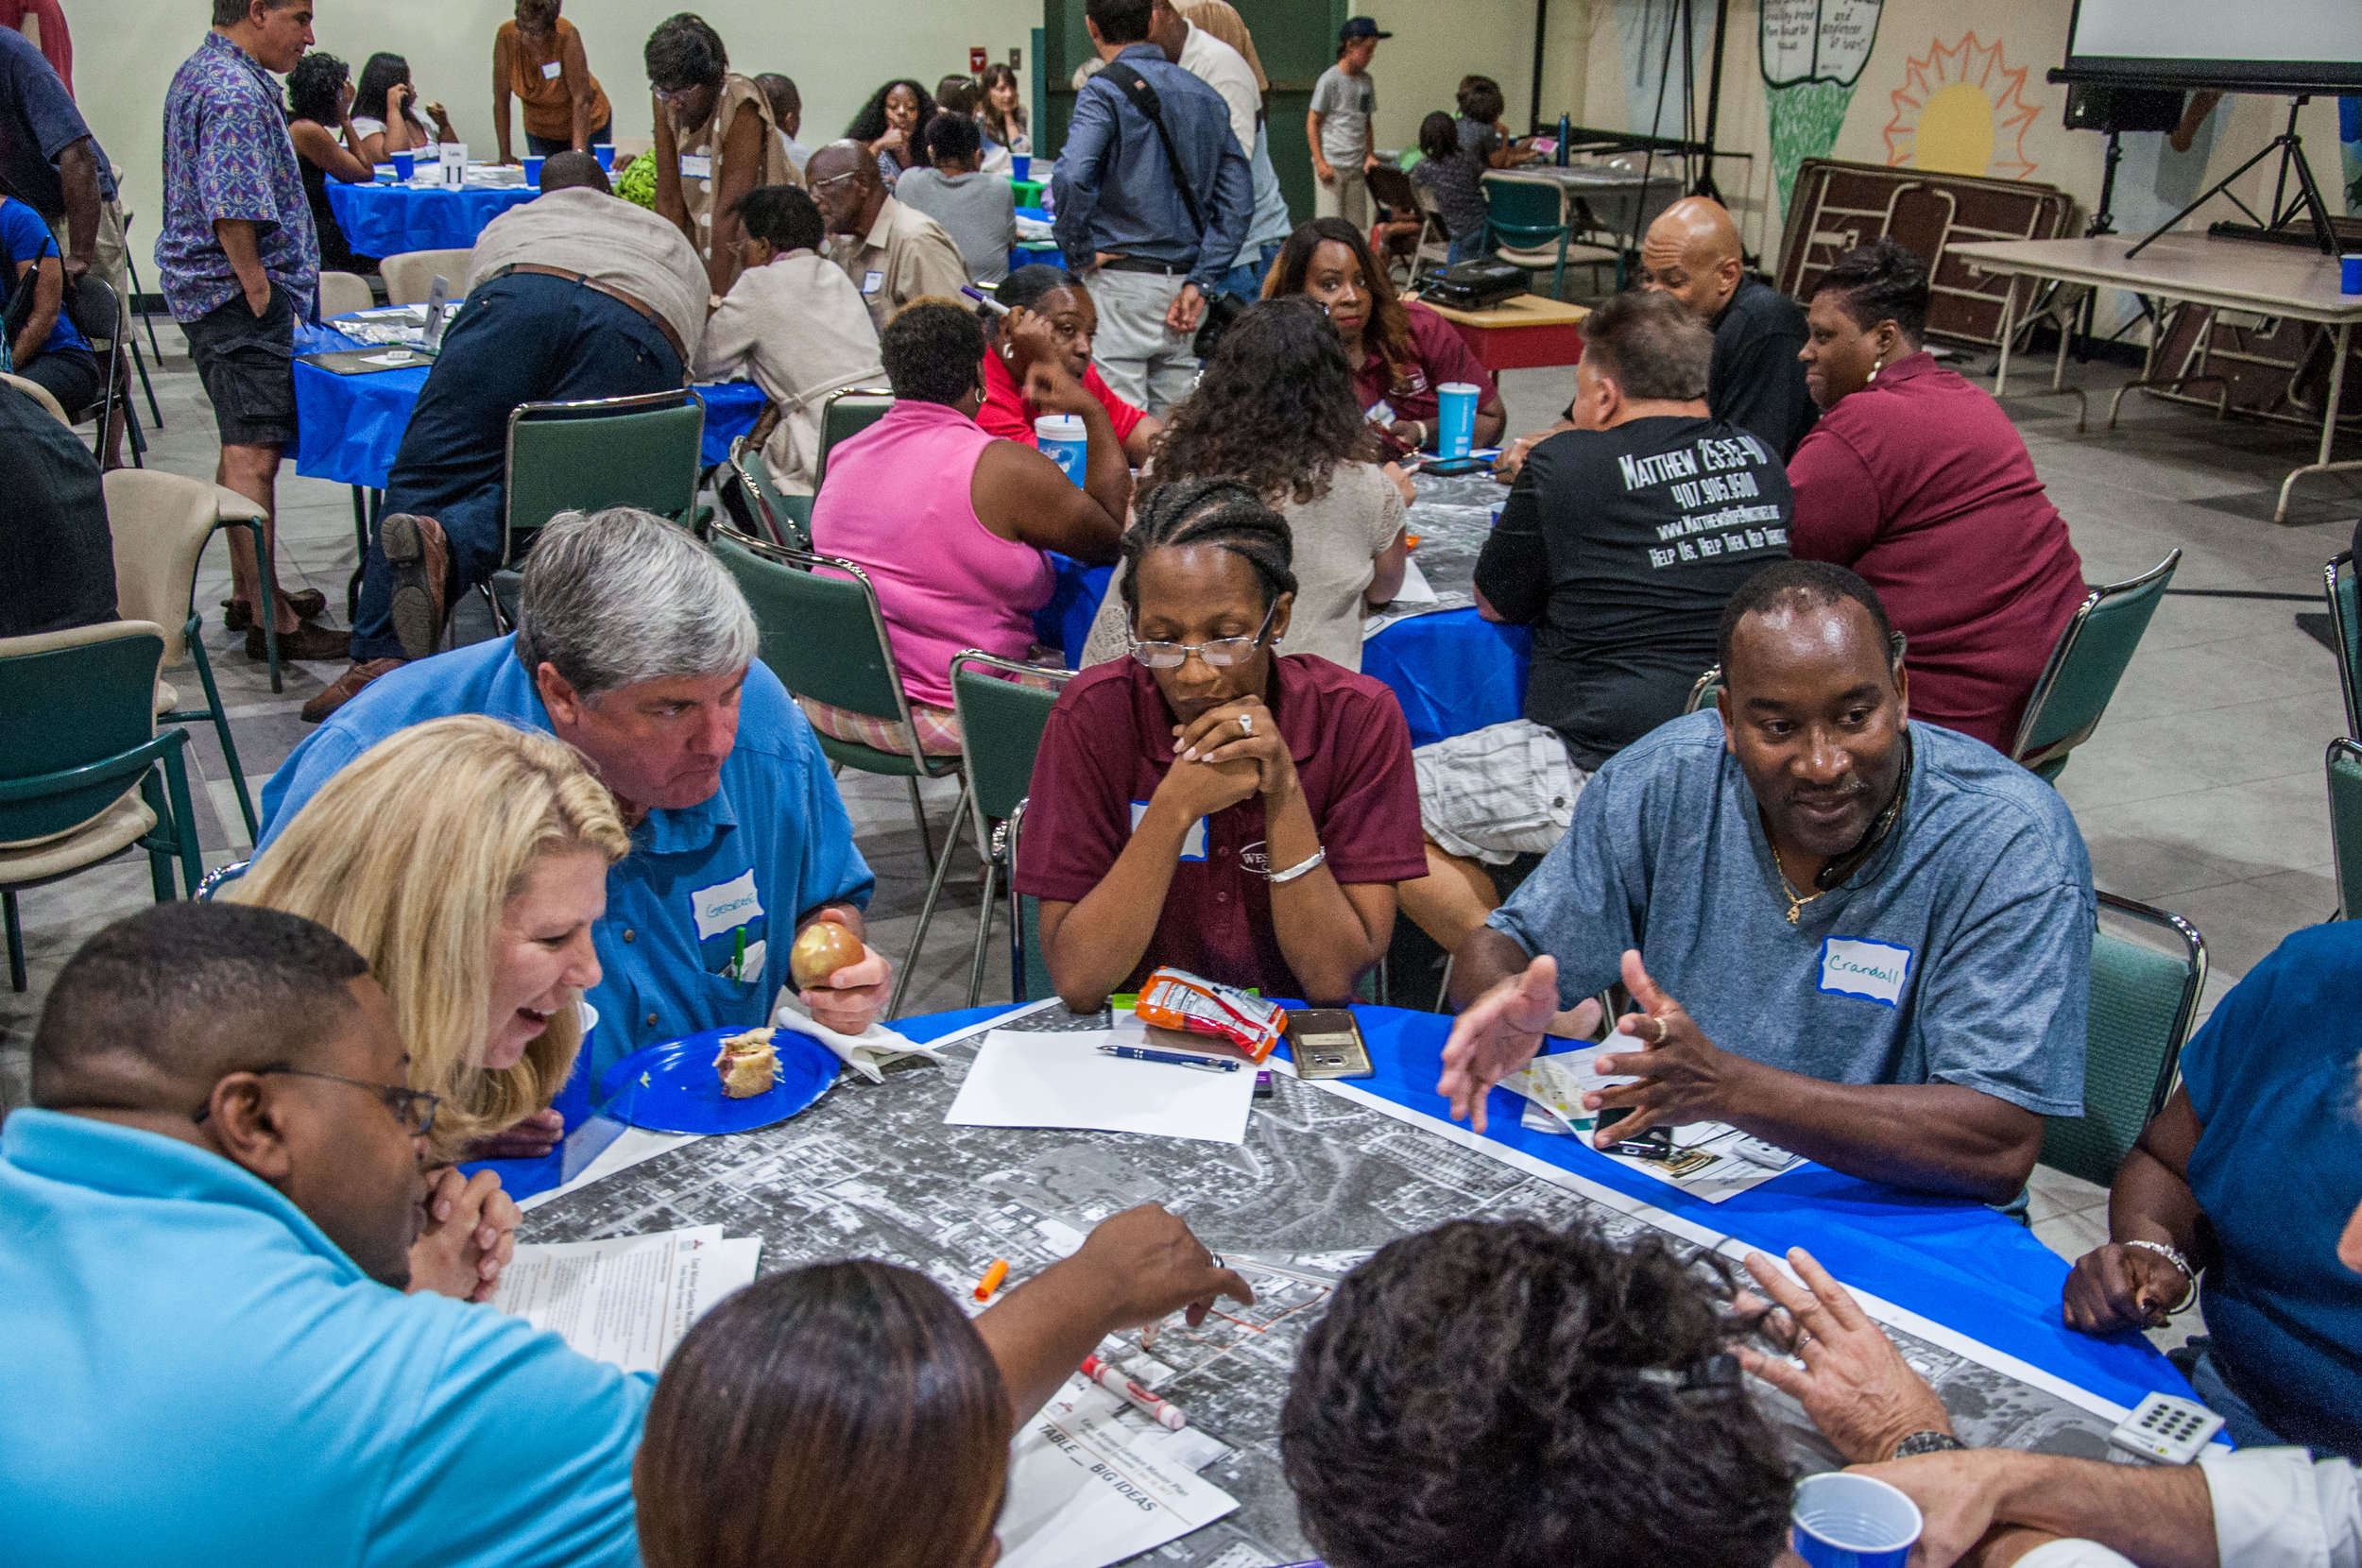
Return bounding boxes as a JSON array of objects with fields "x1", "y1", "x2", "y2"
[
  {"x1": 1267, "y1": 846, "x2": 1327, "y2": 884},
  {"x1": 2124, "y1": 1238, "x2": 2199, "y2": 1312}
]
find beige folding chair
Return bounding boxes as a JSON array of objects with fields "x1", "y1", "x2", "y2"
[
  {"x1": 379, "y1": 248, "x2": 473, "y2": 306},
  {"x1": 0, "y1": 371, "x2": 69, "y2": 425},
  {"x1": 316, "y1": 271, "x2": 376, "y2": 317}
]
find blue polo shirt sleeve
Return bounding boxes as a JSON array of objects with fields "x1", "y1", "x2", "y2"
[
  {"x1": 256, "y1": 724, "x2": 370, "y2": 852},
  {"x1": 1487, "y1": 756, "x2": 1645, "y2": 1007},
  {"x1": 1909, "y1": 869, "x2": 2089, "y2": 1116},
  {"x1": 366, "y1": 1302, "x2": 652, "y2": 1568}
]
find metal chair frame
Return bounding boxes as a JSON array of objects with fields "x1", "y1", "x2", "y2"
[
  {"x1": 2095, "y1": 890, "x2": 2207, "y2": 1124},
  {"x1": 2327, "y1": 552, "x2": 2359, "y2": 740},
  {"x1": 931, "y1": 650, "x2": 1072, "y2": 1007},
  {"x1": 2331, "y1": 737, "x2": 2362, "y2": 921},
  {"x1": 1683, "y1": 663, "x2": 1723, "y2": 716},
  {"x1": 2009, "y1": 550, "x2": 2182, "y2": 776},
  {"x1": 711, "y1": 524, "x2": 966, "y2": 1018},
  {"x1": 64, "y1": 273, "x2": 141, "y2": 468}
]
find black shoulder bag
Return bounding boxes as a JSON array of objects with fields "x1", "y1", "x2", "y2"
[{"x1": 1099, "y1": 60, "x2": 1246, "y2": 359}]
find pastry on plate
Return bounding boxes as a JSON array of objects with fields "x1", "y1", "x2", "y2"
[{"x1": 713, "y1": 1027, "x2": 780, "y2": 1099}]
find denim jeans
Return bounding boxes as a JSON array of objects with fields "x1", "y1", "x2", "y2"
[{"x1": 1446, "y1": 229, "x2": 1486, "y2": 265}]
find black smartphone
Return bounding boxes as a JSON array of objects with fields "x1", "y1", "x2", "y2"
[
  {"x1": 1597, "y1": 1105, "x2": 1671, "y2": 1158},
  {"x1": 1420, "y1": 454, "x2": 1493, "y2": 477},
  {"x1": 1286, "y1": 1009, "x2": 1374, "y2": 1079}
]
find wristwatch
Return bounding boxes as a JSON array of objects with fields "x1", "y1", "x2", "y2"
[
  {"x1": 1891, "y1": 1430, "x2": 1967, "y2": 1459},
  {"x1": 2123, "y1": 1238, "x2": 2199, "y2": 1312}
]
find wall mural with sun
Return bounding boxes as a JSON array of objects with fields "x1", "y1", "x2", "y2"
[{"x1": 1882, "y1": 33, "x2": 2044, "y2": 180}]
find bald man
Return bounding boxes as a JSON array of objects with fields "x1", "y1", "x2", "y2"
[
  {"x1": 1503, "y1": 197, "x2": 1817, "y2": 476},
  {"x1": 807, "y1": 138, "x2": 968, "y2": 331}
]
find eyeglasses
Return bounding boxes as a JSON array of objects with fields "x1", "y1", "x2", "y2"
[
  {"x1": 1127, "y1": 602, "x2": 1277, "y2": 671},
  {"x1": 651, "y1": 82, "x2": 701, "y2": 104},
  {"x1": 194, "y1": 1066, "x2": 439, "y2": 1136},
  {"x1": 808, "y1": 170, "x2": 862, "y2": 194}
]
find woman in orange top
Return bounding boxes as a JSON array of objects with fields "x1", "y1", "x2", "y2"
[{"x1": 492, "y1": 0, "x2": 612, "y2": 161}]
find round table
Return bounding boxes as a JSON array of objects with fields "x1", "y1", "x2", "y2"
[{"x1": 325, "y1": 177, "x2": 540, "y2": 257}]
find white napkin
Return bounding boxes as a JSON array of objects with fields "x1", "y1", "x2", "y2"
[{"x1": 771, "y1": 997, "x2": 946, "y2": 1083}]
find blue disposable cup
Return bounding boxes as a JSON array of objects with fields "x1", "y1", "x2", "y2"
[
  {"x1": 1435, "y1": 381, "x2": 1481, "y2": 458},
  {"x1": 1036, "y1": 414, "x2": 1087, "y2": 485},
  {"x1": 1790, "y1": 1473, "x2": 1922, "y2": 1568},
  {"x1": 1010, "y1": 153, "x2": 1031, "y2": 181},
  {"x1": 391, "y1": 150, "x2": 415, "y2": 181},
  {"x1": 2343, "y1": 254, "x2": 2362, "y2": 296},
  {"x1": 592, "y1": 144, "x2": 615, "y2": 172},
  {"x1": 523, "y1": 155, "x2": 545, "y2": 187}
]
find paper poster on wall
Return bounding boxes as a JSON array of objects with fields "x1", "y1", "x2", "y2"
[
  {"x1": 1760, "y1": 0, "x2": 1884, "y2": 215},
  {"x1": 1883, "y1": 34, "x2": 2044, "y2": 181}
]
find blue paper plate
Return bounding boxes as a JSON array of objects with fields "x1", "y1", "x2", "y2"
[{"x1": 594, "y1": 1027, "x2": 838, "y2": 1134}]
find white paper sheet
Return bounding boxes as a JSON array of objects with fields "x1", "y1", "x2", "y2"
[
  {"x1": 516, "y1": 1126, "x2": 700, "y2": 1211},
  {"x1": 1502, "y1": 1048, "x2": 1809, "y2": 1203},
  {"x1": 944, "y1": 1015, "x2": 1257, "y2": 1145},
  {"x1": 1392, "y1": 555, "x2": 1440, "y2": 605},
  {"x1": 997, "y1": 1373, "x2": 1241, "y2": 1568},
  {"x1": 492, "y1": 1223, "x2": 760, "y2": 1372}
]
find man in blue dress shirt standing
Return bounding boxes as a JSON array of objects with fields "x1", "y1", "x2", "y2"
[
  {"x1": 262, "y1": 507, "x2": 888, "y2": 1098},
  {"x1": 1052, "y1": 0, "x2": 1251, "y2": 415}
]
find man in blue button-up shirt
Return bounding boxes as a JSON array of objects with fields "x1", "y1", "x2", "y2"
[
  {"x1": 260, "y1": 508, "x2": 886, "y2": 1095},
  {"x1": 1052, "y1": 0, "x2": 1251, "y2": 415}
]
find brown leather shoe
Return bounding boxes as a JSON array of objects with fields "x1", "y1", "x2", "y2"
[
  {"x1": 246, "y1": 620, "x2": 353, "y2": 663},
  {"x1": 381, "y1": 512, "x2": 451, "y2": 662},
  {"x1": 300, "y1": 657, "x2": 406, "y2": 723},
  {"x1": 223, "y1": 589, "x2": 326, "y2": 632}
]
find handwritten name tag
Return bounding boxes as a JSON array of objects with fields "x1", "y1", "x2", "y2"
[
  {"x1": 540, "y1": 60, "x2": 563, "y2": 79},
  {"x1": 1819, "y1": 936, "x2": 1912, "y2": 1007},
  {"x1": 861, "y1": 268, "x2": 885, "y2": 296},
  {"x1": 679, "y1": 153, "x2": 713, "y2": 180},
  {"x1": 691, "y1": 869, "x2": 763, "y2": 941}
]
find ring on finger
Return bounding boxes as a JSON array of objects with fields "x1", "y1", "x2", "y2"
[
  {"x1": 1238, "y1": 713, "x2": 1253, "y2": 737},
  {"x1": 1647, "y1": 1014, "x2": 1669, "y2": 1046}
]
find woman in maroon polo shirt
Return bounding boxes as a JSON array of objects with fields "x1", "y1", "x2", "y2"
[
  {"x1": 1264, "y1": 218, "x2": 1505, "y2": 458},
  {"x1": 1015, "y1": 479, "x2": 1426, "y2": 1012},
  {"x1": 1789, "y1": 237, "x2": 2087, "y2": 752}
]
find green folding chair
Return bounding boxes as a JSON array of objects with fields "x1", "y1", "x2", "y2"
[
  {"x1": 1479, "y1": 173, "x2": 1622, "y2": 299},
  {"x1": 2038, "y1": 892, "x2": 2206, "y2": 1187},
  {"x1": 2326, "y1": 552, "x2": 2359, "y2": 739},
  {"x1": 487, "y1": 387, "x2": 707, "y2": 629},
  {"x1": 811, "y1": 386, "x2": 894, "y2": 493},
  {"x1": 2331, "y1": 738, "x2": 2362, "y2": 920},
  {"x1": 1683, "y1": 663, "x2": 1723, "y2": 715},
  {"x1": 709, "y1": 529, "x2": 964, "y2": 1018},
  {"x1": 2011, "y1": 550, "x2": 2181, "y2": 782},
  {"x1": 1, "y1": 622, "x2": 205, "y2": 990},
  {"x1": 722, "y1": 435, "x2": 813, "y2": 552},
  {"x1": 913, "y1": 651, "x2": 1073, "y2": 1007}
]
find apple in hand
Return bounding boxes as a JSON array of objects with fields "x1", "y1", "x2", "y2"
[{"x1": 790, "y1": 919, "x2": 868, "y2": 991}]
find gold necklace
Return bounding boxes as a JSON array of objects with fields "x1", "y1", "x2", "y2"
[{"x1": 1778, "y1": 873, "x2": 1826, "y2": 925}]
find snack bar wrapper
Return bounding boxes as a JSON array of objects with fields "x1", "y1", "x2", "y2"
[{"x1": 1133, "y1": 968, "x2": 1286, "y2": 1063}]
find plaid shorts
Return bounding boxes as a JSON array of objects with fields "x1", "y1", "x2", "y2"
[
  {"x1": 1414, "y1": 719, "x2": 1590, "y2": 865},
  {"x1": 798, "y1": 696, "x2": 964, "y2": 758}
]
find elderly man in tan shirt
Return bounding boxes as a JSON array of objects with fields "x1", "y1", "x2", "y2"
[{"x1": 804, "y1": 138, "x2": 969, "y2": 329}]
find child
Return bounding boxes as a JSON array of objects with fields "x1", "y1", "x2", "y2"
[
  {"x1": 1411, "y1": 110, "x2": 1488, "y2": 264},
  {"x1": 1308, "y1": 17, "x2": 1388, "y2": 225}
]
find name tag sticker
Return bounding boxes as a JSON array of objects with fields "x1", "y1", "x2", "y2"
[
  {"x1": 691, "y1": 869, "x2": 763, "y2": 941},
  {"x1": 679, "y1": 153, "x2": 713, "y2": 179},
  {"x1": 861, "y1": 268, "x2": 885, "y2": 296},
  {"x1": 1130, "y1": 800, "x2": 1207, "y2": 861},
  {"x1": 1819, "y1": 936, "x2": 1912, "y2": 1007},
  {"x1": 540, "y1": 60, "x2": 563, "y2": 79},
  {"x1": 1364, "y1": 399, "x2": 1395, "y2": 427}
]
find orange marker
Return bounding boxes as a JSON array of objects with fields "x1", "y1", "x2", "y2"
[{"x1": 973, "y1": 1258, "x2": 1010, "y2": 1302}]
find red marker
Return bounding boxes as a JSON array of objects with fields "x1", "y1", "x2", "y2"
[
  {"x1": 1080, "y1": 1354, "x2": 1187, "y2": 1430},
  {"x1": 973, "y1": 1258, "x2": 1009, "y2": 1302}
]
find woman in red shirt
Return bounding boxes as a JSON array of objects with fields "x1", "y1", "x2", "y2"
[
  {"x1": 1016, "y1": 478, "x2": 1425, "y2": 1011},
  {"x1": 978, "y1": 264, "x2": 1163, "y2": 465},
  {"x1": 1789, "y1": 238, "x2": 2087, "y2": 753},
  {"x1": 1263, "y1": 217, "x2": 1504, "y2": 458}
]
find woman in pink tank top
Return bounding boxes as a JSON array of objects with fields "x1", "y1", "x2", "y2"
[{"x1": 808, "y1": 301, "x2": 1131, "y2": 753}]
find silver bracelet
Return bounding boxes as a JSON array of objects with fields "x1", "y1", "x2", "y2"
[
  {"x1": 1266, "y1": 847, "x2": 1327, "y2": 884},
  {"x1": 2124, "y1": 1238, "x2": 2199, "y2": 1313}
]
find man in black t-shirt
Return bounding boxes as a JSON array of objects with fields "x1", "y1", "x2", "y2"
[
  {"x1": 1398, "y1": 288, "x2": 1791, "y2": 954},
  {"x1": 1496, "y1": 196, "x2": 1819, "y2": 478}
]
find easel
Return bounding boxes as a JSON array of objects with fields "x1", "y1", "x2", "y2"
[{"x1": 2127, "y1": 96, "x2": 2338, "y2": 259}]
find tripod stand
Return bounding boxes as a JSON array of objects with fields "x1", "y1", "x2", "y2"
[{"x1": 2126, "y1": 96, "x2": 2337, "y2": 259}]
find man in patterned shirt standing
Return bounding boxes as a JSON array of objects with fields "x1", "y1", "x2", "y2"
[{"x1": 158, "y1": 0, "x2": 348, "y2": 662}]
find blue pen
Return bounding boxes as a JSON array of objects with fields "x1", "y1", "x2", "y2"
[{"x1": 1098, "y1": 1044, "x2": 1241, "y2": 1073}]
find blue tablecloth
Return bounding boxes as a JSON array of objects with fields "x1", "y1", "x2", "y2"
[
  {"x1": 1362, "y1": 608, "x2": 1531, "y2": 748},
  {"x1": 325, "y1": 178, "x2": 539, "y2": 257},
  {"x1": 293, "y1": 322, "x2": 765, "y2": 491},
  {"x1": 471, "y1": 1000, "x2": 2195, "y2": 1419}
]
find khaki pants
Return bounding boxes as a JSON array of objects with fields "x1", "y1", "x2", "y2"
[
  {"x1": 1315, "y1": 164, "x2": 1369, "y2": 228},
  {"x1": 1081, "y1": 266, "x2": 1200, "y2": 418},
  {"x1": 48, "y1": 198, "x2": 131, "y2": 314}
]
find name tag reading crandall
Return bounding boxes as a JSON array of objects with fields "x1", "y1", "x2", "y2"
[{"x1": 1818, "y1": 936, "x2": 1912, "y2": 1007}]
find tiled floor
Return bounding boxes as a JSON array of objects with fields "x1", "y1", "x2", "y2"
[{"x1": 5, "y1": 317, "x2": 2355, "y2": 1308}]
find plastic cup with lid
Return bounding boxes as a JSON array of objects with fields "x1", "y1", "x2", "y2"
[{"x1": 1035, "y1": 415, "x2": 1087, "y2": 486}]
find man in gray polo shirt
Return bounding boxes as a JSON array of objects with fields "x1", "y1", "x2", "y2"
[{"x1": 1437, "y1": 560, "x2": 2091, "y2": 1202}]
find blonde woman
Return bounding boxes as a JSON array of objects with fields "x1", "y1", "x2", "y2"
[{"x1": 232, "y1": 715, "x2": 629, "y2": 1301}]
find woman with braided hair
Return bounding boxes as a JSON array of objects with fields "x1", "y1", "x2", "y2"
[{"x1": 1015, "y1": 479, "x2": 1425, "y2": 1011}]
